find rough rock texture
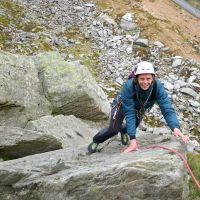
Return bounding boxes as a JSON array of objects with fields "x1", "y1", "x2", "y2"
[
  {"x1": 0, "y1": 126, "x2": 62, "y2": 159},
  {"x1": 25, "y1": 114, "x2": 100, "y2": 148},
  {"x1": 0, "y1": 1, "x2": 199, "y2": 199},
  {"x1": 0, "y1": 51, "x2": 51, "y2": 127},
  {"x1": 0, "y1": 132, "x2": 189, "y2": 200},
  {"x1": 34, "y1": 52, "x2": 110, "y2": 120},
  {"x1": 0, "y1": 51, "x2": 110, "y2": 127}
]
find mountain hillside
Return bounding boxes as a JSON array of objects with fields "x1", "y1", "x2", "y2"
[{"x1": 96, "y1": 0, "x2": 200, "y2": 62}]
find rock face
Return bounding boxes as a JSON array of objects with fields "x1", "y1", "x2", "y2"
[
  {"x1": 25, "y1": 114, "x2": 100, "y2": 148},
  {"x1": 34, "y1": 52, "x2": 110, "y2": 120},
  {"x1": 0, "y1": 51, "x2": 51, "y2": 127},
  {"x1": 119, "y1": 13, "x2": 137, "y2": 31},
  {"x1": 0, "y1": 1, "x2": 199, "y2": 199},
  {"x1": 0, "y1": 133, "x2": 188, "y2": 200},
  {"x1": 0, "y1": 51, "x2": 110, "y2": 127},
  {"x1": 0, "y1": 126, "x2": 62, "y2": 159}
]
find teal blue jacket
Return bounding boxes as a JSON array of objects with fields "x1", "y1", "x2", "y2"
[{"x1": 120, "y1": 79, "x2": 180, "y2": 139}]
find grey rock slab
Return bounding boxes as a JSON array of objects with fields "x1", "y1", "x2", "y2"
[
  {"x1": 180, "y1": 88, "x2": 198, "y2": 98},
  {"x1": 0, "y1": 133, "x2": 189, "y2": 200},
  {"x1": 191, "y1": 82, "x2": 200, "y2": 89},
  {"x1": 172, "y1": 59, "x2": 182, "y2": 67},
  {"x1": 187, "y1": 75, "x2": 196, "y2": 84},
  {"x1": 34, "y1": 52, "x2": 110, "y2": 121},
  {"x1": 135, "y1": 39, "x2": 149, "y2": 47},
  {"x1": 98, "y1": 13, "x2": 117, "y2": 27},
  {"x1": 25, "y1": 115, "x2": 100, "y2": 148},
  {"x1": 154, "y1": 41, "x2": 165, "y2": 48},
  {"x1": 120, "y1": 13, "x2": 137, "y2": 32},
  {"x1": 189, "y1": 100, "x2": 200, "y2": 108},
  {"x1": 115, "y1": 77, "x2": 124, "y2": 85},
  {"x1": 121, "y1": 13, "x2": 134, "y2": 22},
  {"x1": 164, "y1": 81, "x2": 174, "y2": 91},
  {"x1": 0, "y1": 51, "x2": 51, "y2": 127},
  {"x1": 152, "y1": 127, "x2": 171, "y2": 135},
  {"x1": 174, "y1": 80, "x2": 187, "y2": 88},
  {"x1": 0, "y1": 126, "x2": 62, "y2": 159}
]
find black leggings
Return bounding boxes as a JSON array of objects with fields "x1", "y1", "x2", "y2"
[{"x1": 93, "y1": 105, "x2": 138, "y2": 143}]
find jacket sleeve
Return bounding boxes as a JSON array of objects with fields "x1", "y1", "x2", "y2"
[
  {"x1": 155, "y1": 80, "x2": 180, "y2": 130},
  {"x1": 120, "y1": 80, "x2": 137, "y2": 139}
]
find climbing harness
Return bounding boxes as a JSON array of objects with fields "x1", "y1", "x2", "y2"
[
  {"x1": 134, "y1": 81, "x2": 155, "y2": 123},
  {"x1": 112, "y1": 80, "x2": 155, "y2": 129},
  {"x1": 112, "y1": 95, "x2": 122, "y2": 128},
  {"x1": 144, "y1": 145, "x2": 200, "y2": 190},
  {"x1": 113, "y1": 95, "x2": 122, "y2": 120}
]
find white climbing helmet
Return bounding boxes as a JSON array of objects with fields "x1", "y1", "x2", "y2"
[{"x1": 135, "y1": 61, "x2": 155, "y2": 75}]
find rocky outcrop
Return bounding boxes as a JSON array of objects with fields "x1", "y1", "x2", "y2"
[
  {"x1": 0, "y1": 114, "x2": 101, "y2": 159},
  {"x1": 0, "y1": 51, "x2": 51, "y2": 127},
  {"x1": 0, "y1": 51, "x2": 110, "y2": 127},
  {"x1": 34, "y1": 52, "x2": 110, "y2": 120},
  {"x1": 25, "y1": 114, "x2": 100, "y2": 148},
  {"x1": 0, "y1": 132, "x2": 189, "y2": 200},
  {"x1": 0, "y1": 1, "x2": 199, "y2": 199},
  {"x1": 0, "y1": 126, "x2": 62, "y2": 159}
]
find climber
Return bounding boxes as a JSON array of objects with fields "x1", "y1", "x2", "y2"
[{"x1": 88, "y1": 61, "x2": 189, "y2": 153}]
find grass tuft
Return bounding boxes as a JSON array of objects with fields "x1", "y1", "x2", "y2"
[{"x1": 187, "y1": 153, "x2": 200, "y2": 199}]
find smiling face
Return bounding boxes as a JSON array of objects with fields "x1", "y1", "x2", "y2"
[{"x1": 137, "y1": 74, "x2": 154, "y2": 90}]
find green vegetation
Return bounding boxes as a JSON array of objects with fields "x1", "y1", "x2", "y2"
[
  {"x1": 0, "y1": 0, "x2": 24, "y2": 18},
  {"x1": 0, "y1": 156, "x2": 12, "y2": 161},
  {"x1": 0, "y1": 0, "x2": 45, "y2": 54},
  {"x1": 183, "y1": 111, "x2": 190, "y2": 118},
  {"x1": 82, "y1": 58, "x2": 100, "y2": 82},
  {"x1": 107, "y1": 90, "x2": 118, "y2": 98},
  {"x1": 0, "y1": 0, "x2": 24, "y2": 51},
  {"x1": 104, "y1": 80, "x2": 121, "y2": 98},
  {"x1": 187, "y1": 127, "x2": 200, "y2": 199},
  {"x1": 180, "y1": 68, "x2": 192, "y2": 78},
  {"x1": 60, "y1": 25, "x2": 81, "y2": 39},
  {"x1": 19, "y1": 22, "x2": 43, "y2": 33},
  {"x1": 0, "y1": 0, "x2": 25, "y2": 30},
  {"x1": 0, "y1": 1, "x2": 103, "y2": 79},
  {"x1": 0, "y1": 0, "x2": 42, "y2": 32},
  {"x1": 193, "y1": 127, "x2": 200, "y2": 143},
  {"x1": 0, "y1": 1, "x2": 43, "y2": 32},
  {"x1": 0, "y1": 15, "x2": 9, "y2": 27},
  {"x1": 56, "y1": 26, "x2": 105, "y2": 83},
  {"x1": 144, "y1": 116, "x2": 165, "y2": 127},
  {"x1": 187, "y1": 153, "x2": 200, "y2": 199}
]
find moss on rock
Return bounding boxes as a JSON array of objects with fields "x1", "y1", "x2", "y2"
[{"x1": 144, "y1": 116, "x2": 165, "y2": 127}]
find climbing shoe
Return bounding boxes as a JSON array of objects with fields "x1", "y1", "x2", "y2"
[
  {"x1": 88, "y1": 141, "x2": 99, "y2": 153},
  {"x1": 121, "y1": 133, "x2": 129, "y2": 145}
]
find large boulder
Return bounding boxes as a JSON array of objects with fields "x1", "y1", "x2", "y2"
[
  {"x1": 25, "y1": 114, "x2": 100, "y2": 148},
  {"x1": 0, "y1": 51, "x2": 110, "y2": 127},
  {"x1": 0, "y1": 51, "x2": 51, "y2": 127},
  {"x1": 34, "y1": 52, "x2": 110, "y2": 121},
  {"x1": 0, "y1": 126, "x2": 62, "y2": 159},
  {"x1": 0, "y1": 132, "x2": 189, "y2": 200}
]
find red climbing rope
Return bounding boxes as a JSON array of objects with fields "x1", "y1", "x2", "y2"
[{"x1": 144, "y1": 145, "x2": 200, "y2": 190}]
